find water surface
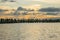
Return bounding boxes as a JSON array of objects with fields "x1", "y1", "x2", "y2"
[{"x1": 0, "y1": 23, "x2": 60, "y2": 40}]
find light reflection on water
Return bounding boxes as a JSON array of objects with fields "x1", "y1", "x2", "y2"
[{"x1": 0, "y1": 23, "x2": 60, "y2": 40}]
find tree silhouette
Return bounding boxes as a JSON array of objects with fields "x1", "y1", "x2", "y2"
[{"x1": 0, "y1": 18, "x2": 60, "y2": 23}]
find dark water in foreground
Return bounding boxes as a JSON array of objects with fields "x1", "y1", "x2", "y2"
[{"x1": 0, "y1": 23, "x2": 60, "y2": 40}]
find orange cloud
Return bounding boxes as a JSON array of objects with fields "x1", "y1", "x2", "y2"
[{"x1": 23, "y1": 4, "x2": 41, "y2": 10}]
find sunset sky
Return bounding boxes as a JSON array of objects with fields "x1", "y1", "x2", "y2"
[{"x1": 0, "y1": 0, "x2": 60, "y2": 9}]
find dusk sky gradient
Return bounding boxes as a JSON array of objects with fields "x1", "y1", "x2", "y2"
[{"x1": 0, "y1": 0, "x2": 60, "y2": 9}]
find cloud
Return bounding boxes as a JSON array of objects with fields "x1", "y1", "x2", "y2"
[
  {"x1": 0, "y1": 0, "x2": 60, "y2": 8},
  {"x1": 39, "y1": 7, "x2": 60, "y2": 12},
  {"x1": 23, "y1": 4, "x2": 41, "y2": 10},
  {"x1": 1, "y1": 0, "x2": 16, "y2": 2},
  {"x1": 30, "y1": 0, "x2": 60, "y2": 4}
]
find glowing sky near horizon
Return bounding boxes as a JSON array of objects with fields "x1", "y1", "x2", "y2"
[{"x1": 0, "y1": 0, "x2": 60, "y2": 8}]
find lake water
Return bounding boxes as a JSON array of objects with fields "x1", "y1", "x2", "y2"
[{"x1": 0, "y1": 23, "x2": 60, "y2": 40}]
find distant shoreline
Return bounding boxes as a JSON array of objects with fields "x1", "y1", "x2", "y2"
[{"x1": 0, "y1": 18, "x2": 60, "y2": 23}]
